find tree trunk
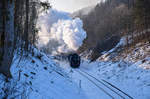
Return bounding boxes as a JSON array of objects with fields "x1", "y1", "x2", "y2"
[
  {"x1": 24, "y1": 0, "x2": 29, "y2": 50},
  {"x1": 0, "y1": 0, "x2": 15, "y2": 78}
]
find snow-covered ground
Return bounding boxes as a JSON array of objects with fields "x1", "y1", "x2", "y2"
[
  {"x1": 0, "y1": 48, "x2": 86, "y2": 99},
  {"x1": 0, "y1": 41, "x2": 150, "y2": 99},
  {"x1": 55, "y1": 56, "x2": 150, "y2": 99},
  {"x1": 55, "y1": 41, "x2": 150, "y2": 99}
]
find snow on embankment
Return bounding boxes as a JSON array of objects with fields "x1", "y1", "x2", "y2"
[
  {"x1": 62, "y1": 35, "x2": 150, "y2": 99},
  {"x1": 99, "y1": 35, "x2": 150, "y2": 64},
  {"x1": 81, "y1": 37, "x2": 150, "y2": 99},
  {"x1": 37, "y1": 9, "x2": 87, "y2": 54},
  {"x1": 0, "y1": 48, "x2": 86, "y2": 99},
  {"x1": 81, "y1": 60, "x2": 150, "y2": 99}
]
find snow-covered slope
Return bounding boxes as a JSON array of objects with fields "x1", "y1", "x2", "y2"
[
  {"x1": 55, "y1": 38, "x2": 150, "y2": 99},
  {"x1": 80, "y1": 60, "x2": 150, "y2": 99},
  {"x1": 55, "y1": 56, "x2": 150, "y2": 99},
  {"x1": 82, "y1": 40, "x2": 150, "y2": 99},
  {"x1": 0, "y1": 48, "x2": 86, "y2": 99},
  {"x1": 0, "y1": 37, "x2": 149, "y2": 99}
]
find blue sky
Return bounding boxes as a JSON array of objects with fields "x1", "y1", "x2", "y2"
[{"x1": 50, "y1": 0, "x2": 100, "y2": 13}]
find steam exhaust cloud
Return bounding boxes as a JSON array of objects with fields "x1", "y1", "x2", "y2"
[{"x1": 37, "y1": 9, "x2": 87, "y2": 54}]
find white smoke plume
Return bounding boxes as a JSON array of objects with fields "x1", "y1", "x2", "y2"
[{"x1": 36, "y1": 9, "x2": 87, "y2": 54}]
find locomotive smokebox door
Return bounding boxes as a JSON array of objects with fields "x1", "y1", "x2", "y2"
[{"x1": 68, "y1": 53, "x2": 81, "y2": 68}]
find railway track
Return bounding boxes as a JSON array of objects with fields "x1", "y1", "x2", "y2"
[{"x1": 74, "y1": 69, "x2": 134, "y2": 99}]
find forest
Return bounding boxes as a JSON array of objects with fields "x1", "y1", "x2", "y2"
[
  {"x1": 0, "y1": 0, "x2": 50, "y2": 78},
  {"x1": 76, "y1": 0, "x2": 150, "y2": 60}
]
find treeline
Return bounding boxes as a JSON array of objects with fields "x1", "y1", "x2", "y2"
[
  {"x1": 0, "y1": 0, "x2": 50, "y2": 78},
  {"x1": 76, "y1": 0, "x2": 150, "y2": 60},
  {"x1": 132, "y1": 0, "x2": 150, "y2": 44}
]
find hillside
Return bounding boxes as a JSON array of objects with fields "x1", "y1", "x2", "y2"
[
  {"x1": 0, "y1": 48, "x2": 86, "y2": 99},
  {"x1": 55, "y1": 38, "x2": 150, "y2": 99},
  {"x1": 74, "y1": 0, "x2": 150, "y2": 62},
  {"x1": 71, "y1": 5, "x2": 95, "y2": 18},
  {"x1": 0, "y1": 35, "x2": 149, "y2": 99}
]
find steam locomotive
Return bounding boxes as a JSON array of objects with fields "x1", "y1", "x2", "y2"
[{"x1": 68, "y1": 53, "x2": 81, "y2": 68}]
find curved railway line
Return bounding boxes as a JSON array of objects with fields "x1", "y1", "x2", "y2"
[{"x1": 74, "y1": 69, "x2": 134, "y2": 99}]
